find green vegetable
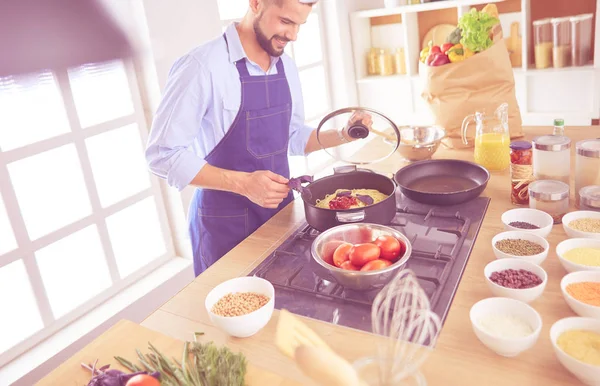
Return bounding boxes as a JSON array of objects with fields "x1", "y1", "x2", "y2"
[
  {"x1": 457, "y1": 8, "x2": 499, "y2": 53},
  {"x1": 115, "y1": 335, "x2": 247, "y2": 386},
  {"x1": 446, "y1": 27, "x2": 462, "y2": 45}
]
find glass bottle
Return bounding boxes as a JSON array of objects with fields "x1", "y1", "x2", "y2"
[
  {"x1": 367, "y1": 48, "x2": 379, "y2": 76},
  {"x1": 553, "y1": 118, "x2": 565, "y2": 136},
  {"x1": 532, "y1": 135, "x2": 571, "y2": 186},
  {"x1": 575, "y1": 139, "x2": 600, "y2": 207},
  {"x1": 510, "y1": 141, "x2": 533, "y2": 206},
  {"x1": 377, "y1": 49, "x2": 393, "y2": 76}
]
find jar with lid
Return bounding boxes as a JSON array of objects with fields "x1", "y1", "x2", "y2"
[
  {"x1": 533, "y1": 18, "x2": 553, "y2": 69},
  {"x1": 579, "y1": 185, "x2": 600, "y2": 212},
  {"x1": 570, "y1": 14, "x2": 594, "y2": 66},
  {"x1": 529, "y1": 180, "x2": 570, "y2": 224},
  {"x1": 509, "y1": 141, "x2": 533, "y2": 206},
  {"x1": 366, "y1": 48, "x2": 379, "y2": 76},
  {"x1": 393, "y1": 47, "x2": 406, "y2": 75},
  {"x1": 575, "y1": 139, "x2": 600, "y2": 207},
  {"x1": 532, "y1": 135, "x2": 571, "y2": 186},
  {"x1": 377, "y1": 49, "x2": 393, "y2": 76},
  {"x1": 551, "y1": 17, "x2": 571, "y2": 68}
]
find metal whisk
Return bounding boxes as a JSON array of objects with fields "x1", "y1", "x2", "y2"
[{"x1": 371, "y1": 269, "x2": 442, "y2": 385}]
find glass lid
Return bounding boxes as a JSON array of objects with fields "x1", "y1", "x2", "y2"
[{"x1": 315, "y1": 107, "x2": 401, "y2": 165}]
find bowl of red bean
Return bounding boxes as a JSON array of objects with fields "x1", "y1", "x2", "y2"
[
  {"x1": 205, "y1": 276, "x2": 275, "y2": 338},
  {"x1": 484, "y1": 258, "x2": 548, "y2": 303},
  {"x1": 491, "y1": 231, "x2": 550, "y2": 265},
  {"x1": 501, "y1": 208, "x2": 553, "y2": 238}
]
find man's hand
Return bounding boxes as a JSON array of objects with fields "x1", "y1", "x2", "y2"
[
  {"x1": 342, "y1": 110, "x2": 373, "y2": 140},
  {"x1": 240, "y1": 170, "x2": 290, "y2": 209}
]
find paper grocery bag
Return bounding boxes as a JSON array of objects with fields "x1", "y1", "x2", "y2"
[{"x1": 420, "y1": 39, "x2": 524, "y2": 149}]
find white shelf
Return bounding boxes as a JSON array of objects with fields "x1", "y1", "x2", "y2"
[
  {"x1": 352, "y1": 0, "x2": 505, "y2": 18},
  {"x1": 520, "y1": 64, "x2": 596, "y2": 74},
  {"x1": 356, "y1": 74, "x2": 408, "y2": 83}
]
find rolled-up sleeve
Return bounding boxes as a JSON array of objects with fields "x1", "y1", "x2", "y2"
[
  {"x1": 145, "y1": 55, "x2": 208, "y2": 191},
  {"x1": 285, "y1": 58, "x2": 314, "y2": 156}
]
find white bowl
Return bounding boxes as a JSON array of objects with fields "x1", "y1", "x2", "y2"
[
  {"x1": 550, "y1": 317, "x2": 600, "y2": 385},
  {"x1": 484, "y1": 258, "x2": 547, "y2": 303},
  {"x1": 470, "y1": 297, "x2": 542, "y2": 357},
  {"x1": 562, "y1": 211, "x2": 600, "y2": 239},
  {"x1": 556, "y1": 238, "x2": 600, "y2": 273},
  {"x1": 561, "y1": 271, "x2": 600, "y2": 319},
  {"x1": 491, "y1": 231, "x2": 550, "y2": 265},
  {"x1": 205, "y1": 276, "x2": 275, "y2": 338},
  {"x1": 501, "y1": 208, "x2": 553, "y2": 238}
]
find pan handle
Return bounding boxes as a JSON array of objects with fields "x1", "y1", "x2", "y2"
[{"x1": 336, "y1": 210, "x2": 365, "y2": 223}]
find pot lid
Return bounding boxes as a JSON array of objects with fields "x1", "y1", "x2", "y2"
[{"x1": 315, "y1": 107, "x2": 401, "y2": 165}]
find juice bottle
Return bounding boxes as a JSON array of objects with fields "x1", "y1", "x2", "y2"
[{"x1": 473, "y1": 132, "x2": 511, "y2": 171}]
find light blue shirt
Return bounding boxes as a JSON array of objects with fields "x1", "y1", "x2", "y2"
[{"x1": 145, "y1": 22, "x2": 314, "y2": 191}]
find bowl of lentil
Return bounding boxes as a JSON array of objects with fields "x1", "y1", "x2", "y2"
[
  {"x1": 491, "y1": 231, "x2": 550, "y2": 265},
  {"x1": 556, "y1": 238, "x2": 600, "y2": 273},
  {"x1": 562, "y1": 211, "x2": 600, "y2": 240},
  {"x1": 484, "y1": 258, "x2": 547, "y2": 303},
  {"x1": 561, "y1": 271, "x2": 600, "y2": 319},
  {"x1": 205, "y1": 276, "x2": 275, "y2": 338},
  {"x1": 550, "y1": 317, "x2": 600, "y2": 385},
  {"x1": 469, "y1": 297, "x2": 542, "y2": 357},
  {"x1": 501, "y1": 208, "x2": 553, "y2": 238}
]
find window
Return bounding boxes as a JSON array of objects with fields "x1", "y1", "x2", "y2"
[
  {"x1": 216, "y1": 1, "x2": 333, "y2": 175},
  {"x1": 0, "y1": 60, "x2": 174, "y2": 366}
]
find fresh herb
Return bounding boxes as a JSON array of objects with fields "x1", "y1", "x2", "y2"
[
  {"x1": 113, "y1": 335, "x2": 247, "y2": 386},
  {"x1": 457, "y1": 8, "x2": 499, "y2": 53},
  {"x1": 81, "y1": 359, "x2": 160, "y2": 386}
]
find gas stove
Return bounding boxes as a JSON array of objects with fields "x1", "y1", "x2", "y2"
[{"x1": 248, "y1": 191, "x2": 490, "y2": 334}]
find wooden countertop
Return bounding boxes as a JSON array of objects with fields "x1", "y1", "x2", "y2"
[{"x1": 39, "y1": 126, "x2": 600, "y2": 385}]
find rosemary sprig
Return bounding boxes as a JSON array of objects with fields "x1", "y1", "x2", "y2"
[{"x1": 113, "y1": 335, "x2": 247, "y2": 386}]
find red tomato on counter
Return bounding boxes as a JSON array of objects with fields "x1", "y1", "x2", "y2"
[
  {"x1": 125, "y1": 374, "x2": 161, "y2": 386},
  {"x1": 349, "y1": 243, "x2": 380, "y2": 267},
  {"x1": 333, "y1": 243, "x2": 353, "y2": 267},
  {"x1": 373, "y1": 235, "x2": 404, "y2": 261},
  {"x1": 360, "y1": 259, "x2": 392, "y2": 272}
]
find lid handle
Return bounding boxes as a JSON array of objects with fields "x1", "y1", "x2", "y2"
[{"x1": 347, "y1": 123, "x2": 370, "y2": 139}]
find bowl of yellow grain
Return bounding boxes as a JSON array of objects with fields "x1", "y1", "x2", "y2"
[
  {"x1": 561, "y1": 271, "x2": 600, "y2": 319},
  {"x1": 556, "y1": 238, "x2": 600, "y2": 273},
  {"x1": 562, "y1": 211, "x2": 600, "y2": 240},
  {"x1": 550, "y1": 317, "x2": 600, "y2": 385},
  {"x1": 205, "y1": 276, "x2": 275, "y2": 338}
]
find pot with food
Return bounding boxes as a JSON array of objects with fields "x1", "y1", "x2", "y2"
[
  {"x1": 310, "y1": 223, "x2": 412, "y2": 290},
  {"x1": 288, "y1": 107, "x2": 402, "y2": 232}
]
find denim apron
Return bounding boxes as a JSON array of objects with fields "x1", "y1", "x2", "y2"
[{"x1": 188, "y1": 35, "x2": 294, "y2": 276}]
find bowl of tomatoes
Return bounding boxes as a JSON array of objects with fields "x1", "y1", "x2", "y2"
[{"x1": 310, "y1": 223, "x2": 412, "y2": 290}]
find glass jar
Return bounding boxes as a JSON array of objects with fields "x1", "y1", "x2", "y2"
[
  {"x1": 552, "y1": 17, "x2": 571, "y2": 68},
  {"x1": 393, "y1": 47, "x2": 406, "y2": 75},
  {"x1": 533, "y1": 18, "x2": 553, "y2": 69},
  {"x1": 571, "y1": 13, "x2": 594, "y2": 67},
  {"x1": 529, "y1": 180, "x2": 570, "y2": 224},
  {"x1": 510, "y1": 141, "x2": 533, "y2": 206},
  {"x1": 575, "y1": 139, "x2": 600, "y2": 207},
  {"x1": 532, "y1": 135, "x2": 571, "y2": 186},
  {"x1": 377, "y1": 49, "x2": 393, "y2": 76},
  {"x1": 580, "y1": 185, "x2": 600, "y2": 211},
  {"x1": 367, "y1": 48, "x2": 379, "y2": 76}
]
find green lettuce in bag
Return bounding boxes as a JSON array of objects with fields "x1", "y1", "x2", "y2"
[{"x1": 458, "y1": 8, "x2": 499, "y2": 53}]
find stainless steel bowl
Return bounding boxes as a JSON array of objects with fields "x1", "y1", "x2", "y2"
[
  {"x1": 386, "y1": 125, "x2": 446, "y2": 162},
  {"x1": 310, "y1": 223, "x2": 412, "y2": 290}
]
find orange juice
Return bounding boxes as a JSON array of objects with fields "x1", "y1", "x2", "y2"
[{"x1": 474, "y1": 132, "x2": 510, "y2": 171}]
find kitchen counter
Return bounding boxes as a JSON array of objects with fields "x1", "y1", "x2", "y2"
[{"x1": 39, "y1": 126, "x2": 600, "y2": 385}]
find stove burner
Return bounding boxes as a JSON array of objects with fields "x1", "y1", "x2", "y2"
[{"x1": 248, "y1": 193, "x2": 490, "y2": 335}]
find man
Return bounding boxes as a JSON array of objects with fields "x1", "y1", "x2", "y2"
[{"x1": 146, "y1": 0, "x2": 371, "y2": 276}]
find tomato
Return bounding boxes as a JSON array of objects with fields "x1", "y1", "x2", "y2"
[
  {"x1": 333, "y1": 243, "x2": 353, "y2": 267},
  {"x1": 125, "y1": 374, "x2": 161, "y2": 386},
  {"x1": 349, "y1": 243, "x2": 380, "y2": 267},
  {"x1": 340, "y1": 261, "x2": 360, "y2": 271},
  {"x1": 373, "y1": 235, "x2": 403, "y2": 261},
  {"x1": 321, "y1": 240, "x2": 345, "y2": 266},
  {"x1": 360, "y1": 259, "x2": 392, "y2": 272}
]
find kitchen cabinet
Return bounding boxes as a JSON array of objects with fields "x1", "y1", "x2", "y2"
[{"x1": 347, "y1": 0, "x2": 600, "y2": 126}]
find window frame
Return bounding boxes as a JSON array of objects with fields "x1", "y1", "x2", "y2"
[{"x1": 0, "y1": 59, "x2": 175, "y2": 367}]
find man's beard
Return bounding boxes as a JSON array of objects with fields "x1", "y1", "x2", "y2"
[{"x1": 253, "y1": 17, "x2": 288, "y2": 57}]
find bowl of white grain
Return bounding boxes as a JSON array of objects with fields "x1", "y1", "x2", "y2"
[{"x1": 205, "y1": 276, "x2": 275, "y2": 338}]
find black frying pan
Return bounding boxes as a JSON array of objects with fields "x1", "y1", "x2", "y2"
[{"x1": 394, "y1": 159, "x2": 490, "y2": 206}]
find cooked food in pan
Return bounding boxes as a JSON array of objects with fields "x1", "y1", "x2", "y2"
[{"x1": 315, "y1": 189, "x2": 388, "y2": 210}]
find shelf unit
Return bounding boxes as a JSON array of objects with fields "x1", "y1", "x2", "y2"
[{"x1": 348, "y1": 0, "x2": 600, "y2": 126}]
